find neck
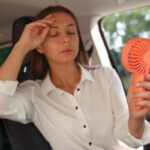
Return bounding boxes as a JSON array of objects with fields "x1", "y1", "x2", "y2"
[{"x1": 49, "y1": 61, "x2": 81, "y2": 87}]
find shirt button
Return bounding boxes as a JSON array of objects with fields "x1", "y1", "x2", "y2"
[
  {"x1": 89, "y1": 142, "x2": 92, "y2": 146},
  {"x1": 83, "y1": 125, "x2": 87, "y2": 128},
  {"x1": 77, "y1": 88, "x2": 80, "y2": 91},
  {"x1": 75, "y1": 106, "x2": 78, "y2": 110}
]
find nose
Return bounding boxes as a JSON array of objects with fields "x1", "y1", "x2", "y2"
[{"x1": 60, "y1": 32, "x2": 70, "y2": 44}]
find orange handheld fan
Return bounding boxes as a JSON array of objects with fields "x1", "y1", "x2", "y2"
[{"x1": 122, "y1": 37, "x2": 150, "y2": 110}]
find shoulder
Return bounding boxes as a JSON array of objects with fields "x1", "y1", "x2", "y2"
[
  {"x1": 87, "y1": 65, "x2": 117, "y2": 79},
  {"x1": 83, "y1": 65, "x2": 120, "y2": 87},
  {"x1": 85, "y1": 65, "x2": 124, "y2": 91}
]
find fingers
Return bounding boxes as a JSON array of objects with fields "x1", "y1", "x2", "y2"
[
  {"x1": 135, "y1": 75, "x2": 150, "y2": 91},
  {"x1": 134, "y1": 100, "x2": 150, "y2": 107},
  {"x1": 27, "y1": 22, "x2": 48, "y2": 32},
  {"x1": 32, "y1": 15, "x2": 55, "y2": 38},
  {"x1": 134, "y1": 100, "x2": 150, "y2": 114},
  {"x1": 19, "y1": 14, "x2": 55, "y2": 47},
  {"x1": 40, "y1": 26, "x2": 49, "y2": 39},
  {"x1": 136, "y1": 82, "x2": 150, "y2": 91},
  {"x1": 36, "y1": 17, "x2": 55, "y2": 26},
  {"x1": 25, "y1": 14, "x2": 55, "y2": 31},
  {"x1": 132, "y1": 90, "x2": 150, "y2": 111},
  {"x1": 23, "y1": 16, "x2": 55, "y2": 39},
  {"x1": 128, "y1": 74, "x2": 150, "y2": 120},
  {"x1": 146, "y1": 74, "x2": 150, "y2": 81},
  {"x1": 42, "y1": 14, "x2": 55, "y2": 25},
  {"x1": 133, "y1": 91, "x2": 150, "y2": 100},
  {"x1": 44, "y1": 14, "x2": 53, "y2": 20}
]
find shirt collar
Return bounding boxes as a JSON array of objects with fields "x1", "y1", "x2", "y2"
[
  {"x1": 41, "y1": 63, "x2": 95, "y2": 95},
  {"x1": 40, "y1": 71, "x2": 56, "y2": 95},
  {"x1": 77, "y1": 63, "x2": 95, "y2": 83}
]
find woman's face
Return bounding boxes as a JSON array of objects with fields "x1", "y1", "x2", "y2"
[{"x1": 39, "y1": 12, "x2": 79, "y2": 65}]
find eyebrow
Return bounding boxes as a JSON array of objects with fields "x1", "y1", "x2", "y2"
[
  {"x1": 50, "y1": 23, "x2": 76, "y2": 29},
  {"x1": 66, "y1": 23, "x2": 76, "y2": 27}
]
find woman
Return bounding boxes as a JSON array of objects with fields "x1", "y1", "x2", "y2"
[{"x1": 0, "y1": 5, "x2": 150, "y2": 150}]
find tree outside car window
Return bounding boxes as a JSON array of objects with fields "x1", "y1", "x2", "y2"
[{"x1": 101, "y1": 6, "x2": 150, "y2": 93}]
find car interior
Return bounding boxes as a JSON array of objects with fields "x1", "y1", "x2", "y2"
[{"x1": 0, "y1": 0, "x2": 150, "y2": 149}]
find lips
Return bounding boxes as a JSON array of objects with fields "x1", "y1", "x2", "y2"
[{"x1": 61, "y1": 48, "x2": 73, "y2": 53}]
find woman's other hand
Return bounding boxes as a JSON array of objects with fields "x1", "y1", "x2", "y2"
[{"x1": 127, "y1": 74, "x2": 150, "y2": 138}]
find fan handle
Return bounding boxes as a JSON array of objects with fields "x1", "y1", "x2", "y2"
[{"x1": 132, "y1": 73, "x2": 145, "y2": 110}]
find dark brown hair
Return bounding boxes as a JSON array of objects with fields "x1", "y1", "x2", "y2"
[{"x1": 30, "y1": 5, "x2": 89, "y2": 80}]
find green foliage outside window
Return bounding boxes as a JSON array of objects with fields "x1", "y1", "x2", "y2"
[{"x1": 101, "y1": 6, "x2": 150, "y2": 92}]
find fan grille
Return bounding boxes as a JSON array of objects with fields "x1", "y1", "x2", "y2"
[{"x1": 122, "y1": 38, "x2": 150, "y2": 75}]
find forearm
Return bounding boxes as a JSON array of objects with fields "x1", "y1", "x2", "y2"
[
  {"x1": 0, "y1": 80, "x2": 31, "y2": 124},
  {"x1": 128, "y1": 116, "x2": 145, "y2": 139},
  {"x1": 0, "y1": 43, "x2": 28, "y2": 81}
]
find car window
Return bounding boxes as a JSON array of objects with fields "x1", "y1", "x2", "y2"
[{"x1": 100, "y1": 6, "x2": 150, "y2": 93}]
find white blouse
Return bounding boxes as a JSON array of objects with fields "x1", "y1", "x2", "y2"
[{"x1": 0, "y1": 64, "x2": 150, "y2": 150}]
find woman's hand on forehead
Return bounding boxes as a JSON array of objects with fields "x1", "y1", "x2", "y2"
[{"x1": 15, "y1": 14, "x2": 55, "y2": 53}]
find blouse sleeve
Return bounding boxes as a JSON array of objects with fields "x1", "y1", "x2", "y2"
[
  {"x1": 0, "y1": 80, "x2": 34, "y2": 124},
  {"x1": 106, "y1": 67, "x2": 150, "y2": 148}
]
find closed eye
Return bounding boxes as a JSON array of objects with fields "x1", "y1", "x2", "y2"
[
  {"x1": 49, "y1": 33, "x2": 58, "y2": 37},
  {"x1": 67, "y1": 32, "x2": 76, "y2": 35}
]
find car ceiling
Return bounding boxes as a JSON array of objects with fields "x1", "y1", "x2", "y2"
[{"x1": 0, "y1": 0, "x2": 150, "y2": 45}]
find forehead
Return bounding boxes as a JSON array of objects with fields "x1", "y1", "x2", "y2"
[{"x1": 51, "y1": 12, "x2": 76, "y2": 26}]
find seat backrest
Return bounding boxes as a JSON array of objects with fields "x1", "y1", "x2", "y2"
[
  {"x1": 2, "y1": 16, "x2": 53, "y2": 150},
  {"x1": 12, "y1": 16, "x2": 33, "y2": 82}
]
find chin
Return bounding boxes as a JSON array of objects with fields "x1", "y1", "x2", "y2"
[{"x1": 58, "y1": 58, "x2": 76, "y2": 64}]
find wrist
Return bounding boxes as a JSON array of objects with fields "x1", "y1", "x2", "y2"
[
  {"x1": 13, "y1": 42, "x2": 30, "y2": 56},
  {"x1": 128, "y1": 117, "x2": 145, "y2": 139}
]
